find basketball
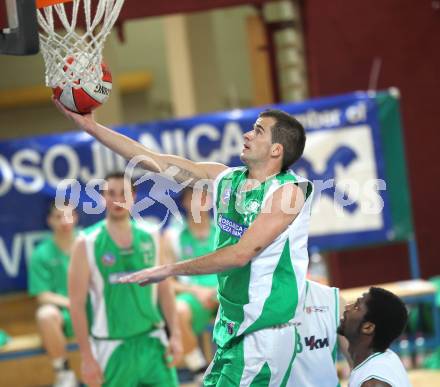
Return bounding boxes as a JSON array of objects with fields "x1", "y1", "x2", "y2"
[{"x1": 52, "y1": 57, "x2": 112, "y2": 114}]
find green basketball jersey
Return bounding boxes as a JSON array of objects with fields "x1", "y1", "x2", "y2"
[
  {"x1": 213, "y1": 167, "x2": 313, "y2": 346},
  {"x1": 82, "y1": 220, "x2": 163, "y2": 340},
  {"x1": 168, "y1": 220, "x2": 217, "y2": 287},
  {"x1": 28, "y1": 236, "x2": 70, "y2": 297}
]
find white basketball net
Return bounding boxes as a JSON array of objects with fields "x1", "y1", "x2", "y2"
[{"x1": 37, "y1": 0, "x2": 125, "y2": 88}]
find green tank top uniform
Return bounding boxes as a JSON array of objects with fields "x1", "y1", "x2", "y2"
[
  {"x1": 170, "y1": 220, "x2": 218, "y2": 288},
  {"x1": 213, "y1": 167, "x2": 313, "y2": 347},
  {"x1": 28, "y1": 237, "x2": 70, "y2": 297},
  {"x1": 82, "y1": 220, "x2": 163, "y2": 340},
  {"x1": 170, "y1": 220, "x2": 218, "y2": 335}
]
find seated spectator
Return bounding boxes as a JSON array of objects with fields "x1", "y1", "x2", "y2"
[
  {"x1": 28, "y1": 202, "x2": 78, "y2": 387},
  {"x1": 162, "y1": 187, "x2": 218, "y2": 377}
]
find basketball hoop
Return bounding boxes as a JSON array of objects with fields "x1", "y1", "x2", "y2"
[{"x1": 36, "y1": 0, "x2": 124, "y2": 88}]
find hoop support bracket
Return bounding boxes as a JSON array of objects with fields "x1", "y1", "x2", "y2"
[{"x1": 0, "y1": 0, "x2": 39, "y2": 55}]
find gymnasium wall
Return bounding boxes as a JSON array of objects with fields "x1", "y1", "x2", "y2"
[
  {"x1": 2, "y1": 0, "x2": 435, "y2": 288},
  {"x1": 302, "y1": 0, "x2": 440, "y2": 286}
]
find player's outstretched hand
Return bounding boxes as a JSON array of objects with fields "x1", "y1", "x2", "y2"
[
  {"x1": 52, "y1": 96, "x2": 96, "y2": 134},
  {"x1": 119, "y1": 265, "x2": 171, "y2": 286}
]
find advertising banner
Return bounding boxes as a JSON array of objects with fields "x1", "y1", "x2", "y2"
[{"x1": 0, "y1": 90, "x2": 412, "y2": 292}]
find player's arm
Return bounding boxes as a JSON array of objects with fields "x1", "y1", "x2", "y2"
[
  {"x1": 37, "y1": 292, "x2": 70, "y2": 309},
  {"x1": 162, "y1": 231, "x2": 217, "y2": 307},
  {"x1": 361, "y1": 379, "x2": 392, "y2": 387},
  {"x1": 69, "y1": 238, "x2": 103, "y2": 386},
  {"x1": 157, "y1": 236, "x2": 183, "y2": 367},
  {"x1": 158, "y1": 279, "x2": 183, "y2": 367},
  {"x1": 53, "y1": 98, "x2": 227, "y2": 184},
  {"x1": 121, "y1": 183, "x2": 305, "y2": 285}
]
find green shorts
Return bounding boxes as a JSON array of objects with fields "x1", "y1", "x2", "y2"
[
  {"x1": 177, "y1": 293, "x2": 216, "y2": 335},
  {"x1": 90, "y1": 329, "x2": 178, "y2": 387},
  {"x1": 204, "y1": 324, "x2": 297, "y2": 387},
  {"x1": 60, "y1": 308, "x2": 74, "y2": 338}
]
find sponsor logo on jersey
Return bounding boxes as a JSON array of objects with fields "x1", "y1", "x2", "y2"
[
  {"x1": 305, "y1": 335, "x2": 329, "y2": 350},
  {"x1": 296, "y1": 330, "x2": 303, "y2": 353},
  {"x1": 120, "y1": 248, "x2": 134, "y2": 256},
  {"x1": 140, "y1": 241, "x2": 155, "y2": 265},
  {"x1": 227, "y1": 322, "x2": 235, "y2": 335},
  {"x1": 143, "y1": 252, "x2": 155, "y2": 266},
  {"x1": 245, "y1": 199, "x2": 260, "y2": 214},
  {"x1": 141, "y1": 242, "x2": 153, "y2": 251},
  {"x1": 217, "y1": 215, "x2": 248, "y2": 238},
  {"x1": 221, "y1": 187, "x2": 231, "y2": 205},
  {"x1": 305, "y1": 305, "x2": 329, "y2": 314},
  {"x1": 102, "y1": 253, "x2": 116, "y2": 266}
]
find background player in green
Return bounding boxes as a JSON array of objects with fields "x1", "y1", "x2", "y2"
[
  {"x1": 28, "y1": 202, "x2": 78, "y2": 387},
  {"x1": 163, "y1": 187, "x2": 218, "y2": 376},
  {"x1": 55, "y1": 99, "x2": 313, "y2": 386},
  {"x1": 69, "y1": 172, "x2": 182, "y2": 387}
]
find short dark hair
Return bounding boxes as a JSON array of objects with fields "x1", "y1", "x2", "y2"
[
  {"x1": 364, "y1": 287, "x2": 408, "y2": 352},
  {"x1": 48, "y1": 200, "x2": 59, "y2": 214},
  {"x1": 48, "y1": 199, "x2": 76, "y2": 215},
  {"x1": 259, "y1": 109, "x2": 306, "y2": 171},
  {"x1": 104, "y1": 171, "x2": 136, "y2": 193}
]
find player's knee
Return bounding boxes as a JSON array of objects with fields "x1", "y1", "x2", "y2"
[{"x1": 36, "y1": 304, "x2": 61, "y2": 324}]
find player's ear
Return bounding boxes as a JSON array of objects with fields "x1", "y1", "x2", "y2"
[
  {"x1": 361, "y1": 321, "x2": 375, "y2": 336},
  {"x1": 271, "y1": 142, "x2": 283, "y2": 158},
  {"x1": 47, "y1": 213, "x2": 54, "y2": 228}
]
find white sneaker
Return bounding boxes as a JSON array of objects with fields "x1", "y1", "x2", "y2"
[
  {"x1": 54, "y1": 370, "x2": 77, "y2": 387},
  {"x1": 184, "y1": 348, "x2": 207, "y2": 372}
]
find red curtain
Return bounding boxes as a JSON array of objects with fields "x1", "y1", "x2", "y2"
[{"x1": 301, "y1": 0, "x2": 440, "y2": 287}]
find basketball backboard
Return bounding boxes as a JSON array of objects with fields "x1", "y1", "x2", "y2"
[{"x1": 0, "y1": 0, "x2": 39, "y2": 55}]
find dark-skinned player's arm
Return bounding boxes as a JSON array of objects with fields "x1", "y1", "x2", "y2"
[
  {"x1": 119, "y1": 183, "x2": 305, "y2": 285},
  {"x1": 53, "y1": 97, "x2": 227, "y2": 185}
]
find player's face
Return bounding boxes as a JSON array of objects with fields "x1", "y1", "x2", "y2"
[
  {"x1": 48, "y1": 207, "x2": 77, "y2": 234},
  {"x1": 181, "y1": 189, "x2": 194, "y2": 213},
  {"x1": 241, "y1": 116, "x2": 276, "y2": 165},
  {"x1": 102, "y1": 177, "x2": 135, "y2": 220},
  {"x1": 338, "y1": 293, "x2": 370, "y2": 340}
]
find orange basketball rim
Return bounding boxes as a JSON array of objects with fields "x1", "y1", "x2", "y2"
[{"x1": 36, "y1": 0, "x2": 73, "y2": 9}]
